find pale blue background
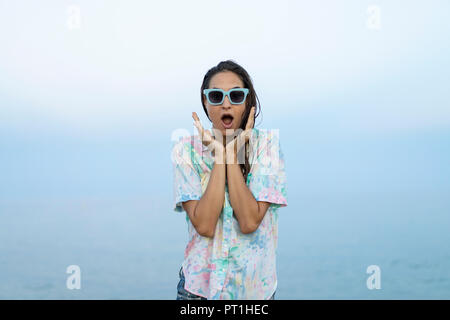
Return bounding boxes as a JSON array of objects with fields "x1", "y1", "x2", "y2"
[{"x1": 0, "y1": 0, "x2": 449, "y2": 299}]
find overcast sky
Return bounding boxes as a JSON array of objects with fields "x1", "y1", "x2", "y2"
[{"x1": 0, "y1": 0, "x2": 449, "y2": 142}]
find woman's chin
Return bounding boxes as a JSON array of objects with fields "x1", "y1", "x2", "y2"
[
  {"x1": 223, "y1": 128, "x2": 236, "y2": 136},
  {"x1": 213, "y1": 126, "x2": 236, "y2": 136}
]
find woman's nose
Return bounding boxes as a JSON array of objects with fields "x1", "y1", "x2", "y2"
[{"x1": 222, "y1": 95, "x2": 232, "y2": 107}]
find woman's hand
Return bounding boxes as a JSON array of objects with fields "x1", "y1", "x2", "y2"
[
  {"x1": 192, "y1": 112, "x2": 226, "y2": 164},
  {"x1": 225, "y1": 107, "x2": 255, "y2": 164}
]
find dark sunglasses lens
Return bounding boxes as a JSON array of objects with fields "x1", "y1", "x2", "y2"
[
  {"x1": 208, "y1": 91, "x2": 223, "y2": 104},
  {"x1": 230, "y1": 90, "x2": 245, "y2": 103}
]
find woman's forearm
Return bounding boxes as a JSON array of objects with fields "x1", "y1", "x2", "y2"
[
  {"x1": 192, "y1": 162, "x2": 226, "y2": 237},
  {"x1": 226, "y1": 162, "x2": 259, "y2": 234}
]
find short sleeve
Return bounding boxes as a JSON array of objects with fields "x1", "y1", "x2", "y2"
[
  {"x1": 246, "y1": 129, "x2": 288, "y2": 209},
  {"x1": 172, "y1": 138, "x2": 203, "y2": 213}
]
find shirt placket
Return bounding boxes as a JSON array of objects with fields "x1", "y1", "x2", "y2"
[
  {"x1": 222, "y1": 185, "x2": 232, "y2": 257},
  {"x1": 212, "y1": 185, "x2": 233, "y2": 299}
]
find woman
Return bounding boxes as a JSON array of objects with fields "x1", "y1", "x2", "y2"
[{"x1": 172, "y1": 60, "x2": 288, "y2": 300}]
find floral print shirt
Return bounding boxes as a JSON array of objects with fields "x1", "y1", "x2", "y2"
[{"x1": 172, "y1": 128, "x2": 288, "y2": 300}]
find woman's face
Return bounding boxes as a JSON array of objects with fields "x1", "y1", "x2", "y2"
[{"x1": 203, "y1": 71, "x2": 247, "y2": 137}]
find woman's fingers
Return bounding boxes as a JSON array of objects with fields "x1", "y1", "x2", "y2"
[
  {"x1": 245, "y1": 107, "x2": 255, "y2": 131},
  {"x1": 192, "y1": 112, "x2": 207, "y2": 141},
  {"x1": 192, "y1": 112, "x2": 203, "y2": 135},
  {"x1": 204, "y1": 129, "x2": 214, "y2": 143},
  {"x1": 193, "y1": 112, "x2": 214, "y2": 146},
  {"x1": 242, "y1": 107, "x2": 255, "y2": 143}
]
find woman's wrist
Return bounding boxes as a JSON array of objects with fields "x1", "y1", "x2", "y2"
[
  {"x1": 212, "y1": 144, "x2": 226, "y2": 164},
  {"x1": 225, "y1": 141, "x2": 237, "y2": 164}
]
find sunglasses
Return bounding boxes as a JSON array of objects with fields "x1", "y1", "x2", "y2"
[{"x1": 203, "y1": 88, "x2": 249, "y2": 105}]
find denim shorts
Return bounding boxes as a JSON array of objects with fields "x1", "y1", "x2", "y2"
[
  {"x1": 176, "y1": 267, "x2": 275, "y2": 300},
  {"x1": 176, "y1": 267, "x2": 207, "y2": 300}
]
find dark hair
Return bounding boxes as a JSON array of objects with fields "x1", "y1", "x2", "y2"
[{"x1": 200, "y1": 59, "x2": 261, "y2": 182}]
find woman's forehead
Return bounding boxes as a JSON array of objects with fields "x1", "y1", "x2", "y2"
[{"x1": 210, "y1": 71, "x2": 243, "y2": 89}]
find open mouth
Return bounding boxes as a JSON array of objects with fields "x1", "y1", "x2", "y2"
[{"x1": 221, "y1": 114, "x2": 234, "y2": 129}]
